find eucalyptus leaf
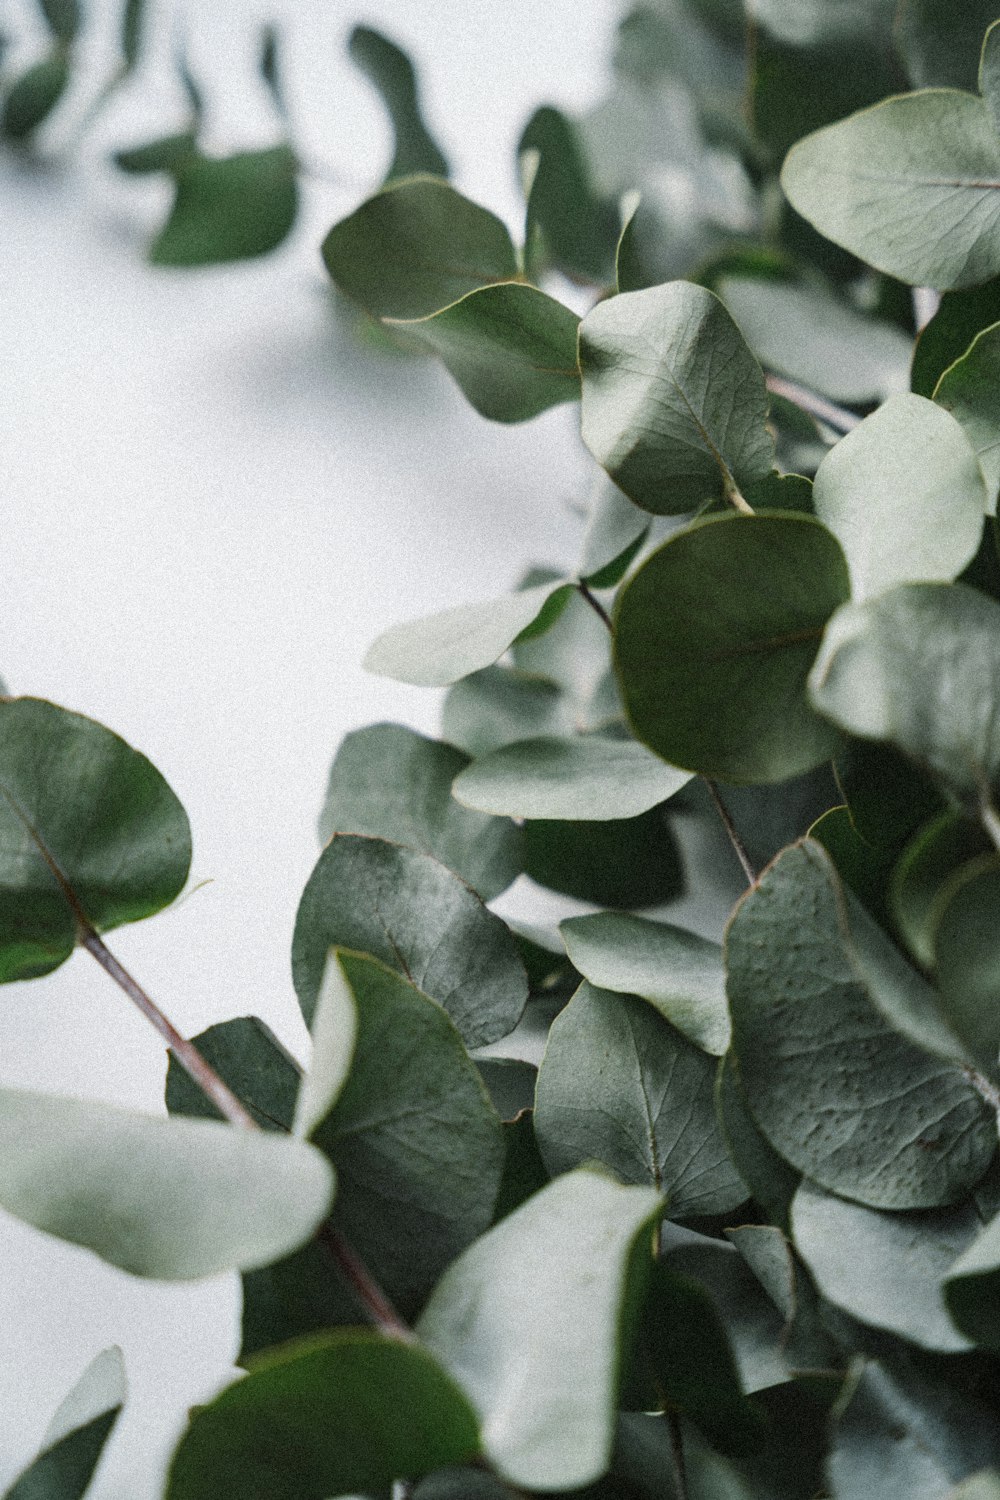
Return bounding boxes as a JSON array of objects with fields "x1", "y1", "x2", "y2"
[
  {"x1": 292, "y1": 952, "x2": 357, "y2": 1141},
  {"x1": 150, "y1": 146, "x2": 298, "y2": 266},
  {"x1": 890, "y1": 813, "x2": 992, "y2": 971},
  {"x1": 912, "y1": 278, "x2": 1000, "y2": 398},
  {"x1": 982, "y1": 20, "x2": 1000, "y2": 132},
  {"x1": 935, "y1": 858, "x2": 1000, "y2": 1080},
  {"x1": 524, "y1": 805, "x2": 684, "y2": 909},
  {"x1": 4, "y1": 1347, "x2": 125, "y2": 1500},
  {"x1": 934, "y1": 321, "x2": 1000, "y2": 506},
  {"x1": 38, "y1": 0, "x2": 79, "y2": 44},
  {"x1": 0, "y1": 1088, "x2": 334, "y2": 1279},
  {"x1": 781, "y1": 92, "x2": 1000, "y2": 290},
  {"x1": 318, "y1": 722, "x2": 522, "y2": 901},
  {"x1": 114, "y1": 132, "x2": 199, "y2": 175},
  {"x1": 348, "y1": 26, "x2": 448, "y2": 182},
  {"x1": 725, "y1": 1222, "x2": 840, "y2": 1376},
  {"x1": 416, "y1": 1168, "x2": 662, "y2": 1491},
  {"x1": 813, "y1": 394, "x2": 986, "y2": 599},
  {"x1": 0, "y1": 697, "x2": 191, "y2": 983},
  {"x1": 534, "y1": 982, "x2": 746, "y2": 1219},
  {"x1": 452, "y1": 734, "x2": 690, "y2": 821},
  {"x1": 614, "y1": 512, "x2": 850, "y2": 783},
  {"x1": 715, "y1": 1051, "x2": 800, "y2": 1232},
  {"x1": 323, "y1": 177, "x2": 517, "y2": 321},
  {"x1": 292, "y1": 834, "x2": 527, "y2": 1047},
  {"x1": 393, "y1": 283, "x2": 580, "y2": 423},
  {"x1": 896, "y1": 1, "x2": 1000, "y2": 90},
  {"x1": 364, "y1": 581, "x2": 571, "y2": 687},
  {"x1": 579, "y1": 282, "x2": 775, "y2": 514},
  {"x1": 2, "y1": 54, "x2": 70, "y2": 141},
  {"x1": 561, "y1": 912, "x2": 729, "y2": 1054},
  {"x1": 945, "y1": 1207, "x2": 1000, "y2": 1351},
  {"x1": 165, "y1": 1331, "x2": 481, "y2": 1500},
  {"x1": 441, "y1": 666, "x2": 571, "y2": 757},
  {"x1": 726, "y1": 839, "x2": 995, "y2": 1209},
  {"x1": 519, "y1": 105, "x2": 619, "y2": 285},
  {"x1": 120, "y1": 0, "x2": 146, "y2": 71},
  {"x1": 166, "y1": 1016, "x2": 301, "y2": 1129}
]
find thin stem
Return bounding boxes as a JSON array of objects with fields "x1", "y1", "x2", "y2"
[
  {"x1": 576, "y1": 580, "x2": 614, "y2": 633},
  {"x1": 703, "y1": 778, "x2": 757, "y2": 887},
  {"x1": 80, "y1": 928, "x2": 257, "y2": 1131},
  {"x1": 723, "y1": 474, "x2": 754, "y2": 516},
  {"x1": 765, "y1": 374, "x2": 861, "y2": 435},
  {"x1": 318, "y1": 1224, "x2": 415, "y2": 1344},
  {"x1": 963, "y1": 1064, "x2": 1000, "y2": 1114},
  {"x1": 980, "y1": 800, "x2": 1000, "y2": 858}
]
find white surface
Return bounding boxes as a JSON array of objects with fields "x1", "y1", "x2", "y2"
[{"x1": 0, "y1": 1, "x2": 616, "y2": 1493}]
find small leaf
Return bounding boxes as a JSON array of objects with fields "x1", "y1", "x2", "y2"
[
  {"x1": 323, "y1": 177, "x2": 517, "y2": 321},
  {"x1": 150, "y1": 145, "x2": 298, "y2": 266},
  {"x1": 579, "y1": 282, "x2": 775, "y2": 514},
  {"x1": 912, "y1": 276, "x2": 1000, "y2": 397},
  {"x1": 897, "y1": 0, "x2": 1000, "y2": 90},
  {"x1": 165, "y1": 1331, "x2": 481, "y2": 1500},
  {"x1": 534, "y1": 982, "x2": 746, "y2": 1219},
  {"x1": 934, "y1": 321, "x2": 1000, "y2": 506},
  {"x1": 0, "y1": 1088, "x2": 334, "y2": 1279},
  {"x1": 2, "y1": 54, "x2": 70, "y2": 141},
  {"x1": 292, "y1": 834, "x2": 527, "y2": 1048},
  {"x1": 348, "y1": 26, "x2": 448, "y2": 182},
  {"x1": 561, "y1": 911, "x2": 729, "y2": 1055},
  {"x1": 813, "y1": 394, "x2": 986, "y2": 599},
  {"x1": 4, "y1": 1347, "x2": 125, "y2": 1500},
  {"x1": 726, "y1": 839, "x2": 995, "y2": 1208},
  {"x1": 809, "y1": 582, "x2": 1000, "y2": 814},
  {"x1": 791, "y1": 1181, "x2": 977, "y2": 1353},
  {"x1": 0, "y1": 697, "x2": 191, "y2": 983},
  {"x1": 364, "y1": 580, "x2": 571, "y2": 687},
  {"x1": 781, "y1": 92, "x2": 1000, "y2": 290},
  {"x1": 453, "y1": 734, "x2": 690, "y2": 821},
  {"x1": 318, "y1": 722, "x2": 522, "y2": 901},
  {"x1": 614, "y1": 512, "x2": 850, "y2": 783},
  {"x1": 416, "y1": 1168, "x2": 662, "y2": 1491},
  {"x1": 392, "y1": 283, "x2": 580, "y2": 424}
]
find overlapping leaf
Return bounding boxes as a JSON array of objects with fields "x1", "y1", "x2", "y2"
[
  {"x1": 4, "y1": 1347, "x2": 125, "y2": 1500},
  {"x1": 452, "y1": 734, "x2": 690, "y2": 821}
]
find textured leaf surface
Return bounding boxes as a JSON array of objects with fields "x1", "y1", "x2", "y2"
[
  {"x1": 452, "y1": 734, "x2": 689, "y2": 821},
  {"x1": 151, "y1": 147, "x2": 298, "y2": 266}
]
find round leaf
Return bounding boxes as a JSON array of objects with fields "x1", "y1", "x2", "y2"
[{"x1": 452, "y1": 734, "x2": 690, "y2": 821}]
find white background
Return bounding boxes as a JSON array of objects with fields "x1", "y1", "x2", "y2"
[{"x1": 0, "y1": 1, "x2": 618, "y2": 1492}]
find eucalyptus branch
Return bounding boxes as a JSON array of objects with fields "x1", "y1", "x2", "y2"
[
  {"x1": 702, "y1": 778, "x2": 757, "y2": 887},
  {"x1": 963, "y1": 1064, "x2": 1000, "y2": 1115},
  {"x1": 576, "y1": 579, "x2": 614, "y2": 633},
  {"x1": 765, "y1": 374, "x2": 861, "y2": 434}
]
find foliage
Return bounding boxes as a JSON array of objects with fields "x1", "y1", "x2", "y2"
[{"x1": 8, "y1": 0, "x2": 1000, "y2": 1497}]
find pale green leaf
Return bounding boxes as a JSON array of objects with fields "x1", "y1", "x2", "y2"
[{"x1": 452, "y1": 734, "x2": 690, "y2": 821}]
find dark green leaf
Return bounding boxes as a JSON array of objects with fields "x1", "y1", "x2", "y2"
[
  {"x1": 934, "y1": 320, "x2": 1000, "y2": 504},
  {"x1": 890, "y1": 812, "x2": 992, "y2": 970},
  {"x1": 716, "y1": 1051, "x2": 800, "y2": 1232},
  {"x1": 150, "y1": 146, "x2": 298, "y2": 266},
  {"x1": 348, "y1": 26, "x2": 448, "y2": 182},
  {"x1": 727, "y1": 839, "x2": 995, "y2": 1208},
  {"x1": 5, "y1": 1348, "x2": 125, "y2": 1500},
  {"x1": 493, "y1": 1112, "x2": 549, "y2": 1223},
  {"x1": 318, "y1": 722, "x2": 522, "y2": 901},
  {"x1": 453, "y1": 734, "x2": 689, "y2": 821},
  {"x1": 121, "y1": 0, "x2": 146, "y2": 72},
  {"x1": 239, "y1": 1239, "x2": 364, "y2": 1361},
  {"x1": 834, "y1": 739, "x2": 943, "y2": 851},
  {"x1": 165, "y1": 1331, "x2": 481, "y2": 1500},
  {"x1": 524, "y1": 805, "x2": 684, "y2": 909},
  {"x1": 0, "y1": 697, "x2": 191, "y2": 983},
  {"x1": 945, "y1": 1206, "x2": 1000, "y2": 1351},
  {"x1": 912, "y1": 278, "x2": 1000, "y2": 398},
  {"x1": 935, "y1": 857, "x2": 1000, "y2": 1078},
  {"x1": 38, "y1": 0, "x2": 79, "y2": 44},
  {"x1": 535, "y1": 982, "x2": 746, "y2": 1219},
  {"x1": 441, "y1": 666, "x2": 570, "y2": 757},
  {"x1": 809, "y1": 804, "x2": 895, "y2": 926},
  {"x1": 614, "y1": 512, "x2": 850, "y2": 783},
  {"x1": 897, "y1": 0, "x2": 1000, "y2": 89},
  {"x1": 165, "y1": 1016, "x2": 301, "y2": 1130},
  {"x1": 114, "y1": 132, "x2": 199, "y2": 175},
  {"x1": 475, "y1": 1058, "x2": 537, "y2": 1122},
  {"x1": 519, "y1": 105, "x2": 618, "y2": 285},
  {"x1": 323, "y1": 177, "x2": 517, "y2": 321},
  {"x1": 292, "y1": 834, "x2": 527, "y2": 1047},
  {"x1": 579, "y1": 282, "x2": 775, "y2": 514},
  {"x1": 417, "y1": 1168, "x2": 662, "y2": 1491},
  {"x1": 2, "y1": 54, "x2": 70, "y2": 141}
]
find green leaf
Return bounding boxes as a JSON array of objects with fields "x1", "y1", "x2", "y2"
[
  {"x1": 781, "y1": 92, "x2": 1000, "y2": 291},
  {"x1": 890, "y1": 812, "x2": 992, "y2": 970},
  {"x1": 416, "y1": 1168, "x2": 662, "y2": 1491},
  {"x1": 4, "y1": 1347, "x2": 125, "y2": 1500},
  {"x1": 441, "y1": 666, "x2": 571, "y2": 757},
  {"x1": 834, "y1": 738, "x2": 943, "y2": 851},
  {"x1": 897, "y1": 0, "x2": 1000, "y2": 90},
  {"x1": 166, "y1": 1016, "x2": 301, "y2": 1129},
  {"x1": 150, "y1": 145, "x2": 298, "y2": 266},
  {"x1": 813, "y1": 394, "x2": 986, "y2": 599},
  {"x1": 518, "y1": 105, "x2": 618, "y2": 285},
  {"x1": 934, "y1": 321, "x2": 1000, "y2": 506},
  {"x1": 809, "y1": 582, "x2": 1000, "y2": 813},
  {"x1": 0, "y1": 1088, "x2": 333, "y2": 1279},
  {"x1": 304, "y1": 953, "x2": 504, "y2": 1317},
  {"x1": 935, "y1": 858, "x2": 1000, "y2": 1079},
  {"x1": 121, "y1": 0, "x2": 146, "y2": 72},
  {"x1": 392, "y1": 283, "x2": 580, "y2": 423},
  {"x1": 2, "y1": 54, "x2": 70, "y2": 141},
  {"x1": 38, "y1": 0, "x2": 79, "y2": 45},
  {"x1": 348, "y1": 26, "x2": 448, "y2": 182},
  {"x1": 577, "y1": 479, "x2": 651, "y2": 588},
  {"x1": 912, "y1": 277, "x2": 1000, "y2": 397},
  {"x1": 614, "y1": 512, "x2": 850, "y2": 783},
  {"x1": 292, "y1": 834, "x2": 527, "y2": 1047},
  {"x1": 726, "y1": 839, "x2": 995, "y2": 1208},
  {"x1": 453, "y1": 734, "x2": 690, "y2": 821},
  {"x1": 475, "y1": 1058, "x2": 537, "y2": 1122},
  {"x1": 724, "y1": 1222, "x2": 841, "y2": 1376},
  {"x1": 809, "y1": 804, "x2": 895, "y2": 927},
  {"x1": 534, "y1": 982, "x2": 746, "y2": 1219},
  {"x1": 719, "y1": 276, "x2": 910, "y2": 405},
  {"x1": 364, "y1": 580, "x2": 571, "y2": 687},
  {"x1": 561, "y1": 912, "x2": 729, "y2": 1055},
  {"x1": 322, "y1": 178, "x2": 517, "y2": 321},
  {"x1": 318, "y1": 722, "x2": 522, "y2": 901},
  {"x1": 791, "y1": 1181, "x2": 977, "y2": 1353},
  {"x1": 238, "y1": 1240, "x2": 361, "y2": 1362},
  {"x1": 981, "y1": 20, "x2": 1000, "y2": 130},
  {"x1": 259, "y1": 25, "x2": 284, "y2": 118},
  {"x1": 0, "y1": 697, "x2": 191, "y2": 983},
  {"x1": 292, "y1": 953, "x2": 358, "y2": 1140},
  {"x1": 511, "y1": 581, "x2": 619, "y2": 730},
  {"x1": 493, "y1": 1112, "x2": 549, "y2": 1223},
  {"x1": 114, "y1": 132, "x2": 199, "y2": 175},
  {"x1": 578, "y1": 282, "x2": 775, "y2": 514},
  {"x1": 524, "y1": 805, "x2": 684, "y2": 909},
  {"x1": 716, "y1": 1051, "x2": 800, "y2": 1232},
  {"x1": 945, "y1": 1208, "x2": 1000, "y2": 1350},
  {"x1": 165, "y1": 1331, "x2": 481, "y2": 1500}
]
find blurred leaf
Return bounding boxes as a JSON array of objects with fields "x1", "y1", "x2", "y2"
[
  {"x1": 165, "y1": 1331, "x2": 481, "y2": 1500},
  {"x1": 292, "y1": 953, "x2": 358, "y2": 1141},
  {"x1": 318, "y1": 722, "x2": 522, "y2": 901},
  {"x1": 890, "y1": 812, "x2": 992, "y2": 970},
  {"x1": 348, "y1": 26, "x2": 448, "y2": 182},
  {"x1": 417, "y1": 1169, "x2": 662, "y2": 1491},
  {"x1": 934, "y1": 321, "x2": 1000, "y2": 506},
  {"x1": 37, "y1": 0, "x2": 79, "y2": 45},
  {"x1": 292, "y1": 833, "x2": 527, "y2": 1047},
  {"x1": 579, "y1": 282, "x2": 775, "y2": 514},
  {"x1": 2, "y1": 54, "x2": 70, "y2": 141},
  {"x1": 813, "y1": 395, "x2": 985, "y2": 600},
  {"x1": 561, "y1": 912, "x2": 729, "y2": 1054},
  {"x1": 519, "y1": 105, "x2": 618, "y2": 284},
  {"x1": 896, "y1": 0, "x2": 1000, "y2": 89},
  {"x1": 4, "y1": 1347, "x2": 125, "y2": 1500},
  {"x1": 534, "y1": 982, "x2": 746, "y2": 1219},
  {"x1": 834, "y1": 738, "x2": 943, "y2": 851},
  {"x1": 912, "y1": 278, "x2": 1000, "y2": 397},
  {"x1": 0, "y1": 697, "x2": 191, "y2": 983},
  {"x1": 114, "y1": 132, "x2": 198, "y2": 174},
  {"x1": 323, "y1": 177, "x2": 516, "y2": 320},
  {"x1": 524, "y1": 805, "x2": 684, "y2": 909},
  {"x1": 441, "y1": 666, "x2": 571, "y2": 757},
  {"x1": 151, "y1": 145, "x2": 298, "y2": 266},
  {"x1": 259, "y1": 25, "x2": 284, "y2": 117},
  {"x1": 577, "y1": 478, "x2": 651, "y2": 586},
  {"x1": 614, "y1": 513, "x2": 850, "y2": 783},
  {"x1": 935, "y1": 857, "x2": 1000, "y2": 1079},
  {"x1": 394, "y1": 283, "x2": 580, "y2": 423},
  {"x1": 453, "y1": 734, "x2": 690, "y2": 820},
  {"x1": 120, "y1": 0, "x2": 146, "y2": 72}
]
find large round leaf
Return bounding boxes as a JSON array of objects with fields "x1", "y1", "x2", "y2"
[
  {"x1": 0, "y1": 697, "x2": 191, "y2": 983},
  {"x1": 614, "y1": 512, "x2": 850, "y2": 783}
]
